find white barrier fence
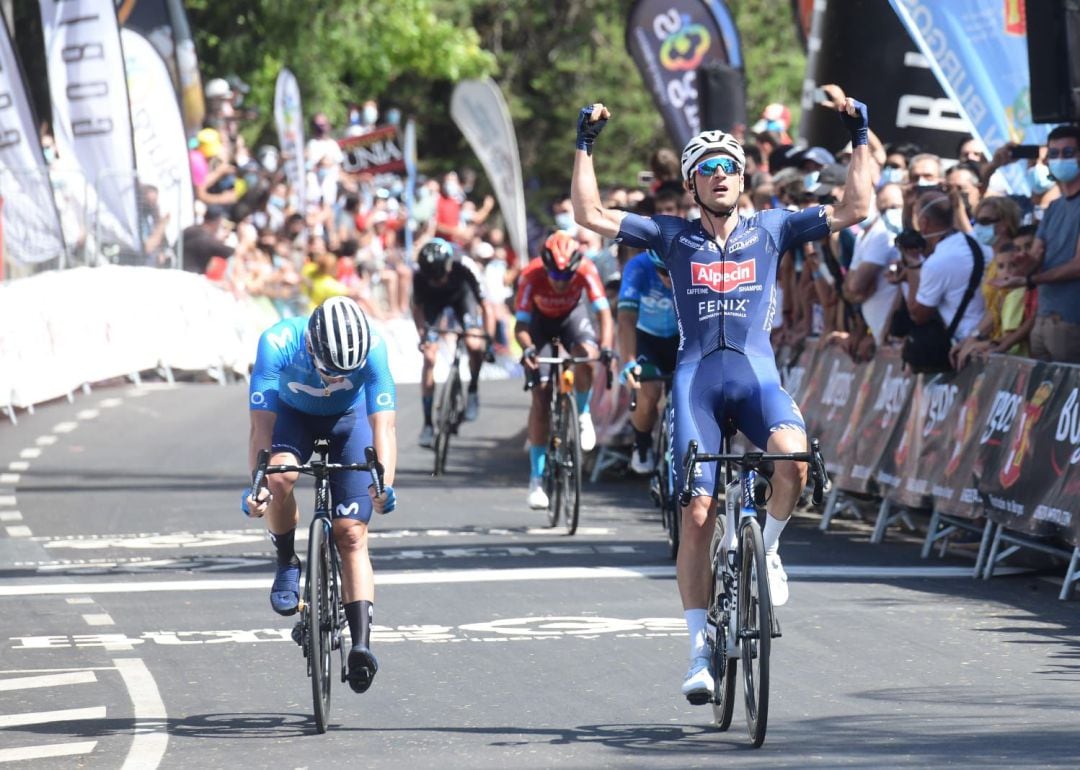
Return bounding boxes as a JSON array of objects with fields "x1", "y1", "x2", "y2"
[{"x1": 0, "y1": 266, "x2": 431, "y2": 421}]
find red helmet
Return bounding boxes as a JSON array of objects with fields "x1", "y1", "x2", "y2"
[{"x1": 540, "y1": 231, "x2": 584, "y2": 274}]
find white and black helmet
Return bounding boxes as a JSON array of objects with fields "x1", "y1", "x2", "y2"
[
  {"x1": 306, "y1": 296, "x2": 371, "y2": 375},
  {"x1": 680, "y1": 130, "x2": 746, "y2": 181}
]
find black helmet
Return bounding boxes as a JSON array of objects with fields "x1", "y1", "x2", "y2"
[{"x1": 417, "y1": 237, "x2": 454, "y2": 278}]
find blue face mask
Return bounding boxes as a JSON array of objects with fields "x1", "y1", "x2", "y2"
[
  {"x1": 269, "y1": 195, "x2": 285, "y2": 209},
  {"x1": 1049, "y1": 158, "x2": 1080, "y2": 184},
  {"x1": 973, "y1": 223, "x2": 996, "y2": 245},
  {"x1": 803, "y1": 170, "x2": 820, "y2": 191},
  {"x1": 1027, "y1": 164, "x2": 1055, "y2": 195},
  {"x1": 880, "y1": 166, "x2": 905, "y2": 186},
  {"x1": 882, "y1": 208, "x2": 903, "y2": 235},
  {"x1": 554, "y1": 211, "x2": 575, "y2": 232}
]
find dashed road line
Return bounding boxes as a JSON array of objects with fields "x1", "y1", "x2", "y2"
[
  {"x1": 99, "y1": 398, "x2": 123, "y2": 408},
  {"x1": 7, "y1": 462, "x2": 29, "y2": 472},
  {"x1": 5, "y1": 526, "x2": 32, "y2": 538},
  {"x1": 35, "y1": 436, "x2": 58, "y2": 446},
  {"x1": 19, "y1": 449, "x2": 42, "y2": 459},
  {"x1": 0, "y1": 512, "x2": 22, "y2": 522},
  {"x1": 75, "y1": 410, "x2": 99, "y2": 420},
  {"x1": 66, "y1": 597, "x2": 95, "y2": 605},
  {"x1": 81, "y1": 614, "x2": 115, "y2": 627},
  {"x1": 0, "y1": 474, "x2": 20, "y2": 484},
  {"x1": 52, "y1": 422, "x2": 78, "y2": 433},
  {"x1": 0, "y1": 741, "x2": 98, "y2": 763},
  {"x1": 0, "y1": 706, "x2": 106, "y2": 728},
  {"x1": 0, "y1": 671, "x2": 97, "y2": 691},
  {"x1": 0, "y1": 496, "x2": 15, "y2": 506}
]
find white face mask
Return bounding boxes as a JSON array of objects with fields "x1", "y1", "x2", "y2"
[{"x1": 882, "y1": 208, "x2": 903, "y2": 234}]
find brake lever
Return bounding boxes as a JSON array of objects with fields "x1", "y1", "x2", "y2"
[
  {"x1": 679, "y1": 440, "x2": 698, "y2": 508},
  {"x1": 251, "y1": 449, "x2": 270, "y2": 496},
  {"x1": 365, "y1": 446, "x2": 385, "y2": 497}
]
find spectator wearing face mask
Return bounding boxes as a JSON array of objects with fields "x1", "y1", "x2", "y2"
[
  {"x1": 994, "y1": 125, "x2": 1080, "y2": 363},
  {"x1": 843, "y1": 183, "x2": 904, "y2": 345},
  {"x1": 305, "y1": 113, "x2": 342, "y2": 206},
  {"x1": 945, "y1": 161, "x2": 983, "y2": 224}
]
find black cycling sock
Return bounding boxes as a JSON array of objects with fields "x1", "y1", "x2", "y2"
[
  {"x1": 269, "y1": 529, "x2": 296, "y2": 568},
  {"x1": 345, "y1": 600, "x2": 374, "y2": 648},
  {"x1": 422, "y1": 396, "x2": 433, "y2": 426},
  {"x1": 468, "y1": 379, "x2": 478, "y2": 393},
  {"x1": 634, "y1": 429, "x2": 652, "y2": 452}
]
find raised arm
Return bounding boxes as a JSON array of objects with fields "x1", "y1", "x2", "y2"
[
  {"x1": 817, "y1": 85, "x2": 871, "y2": 231},
  {"x1": 571, "y1": 104, "x2": 628, "y2": 240}
]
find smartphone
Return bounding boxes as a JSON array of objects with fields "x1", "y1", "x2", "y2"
[
  {"x1": 812, "y1": 86, "x2": 829, "y2": 104},
  {"x1": 1010, "y1": 144, "x2": 1041, "y2": 160},
  {"x1": 637, "y1": 170, "x2": 654, "y2": 187}
]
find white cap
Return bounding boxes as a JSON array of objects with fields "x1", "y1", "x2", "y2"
[{"x1": 205, "y1": 78, "x2": 233, "y2": 100}]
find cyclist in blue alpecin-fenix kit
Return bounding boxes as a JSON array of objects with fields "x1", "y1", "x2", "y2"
[
  {"x1": 571, "y1": 84, "x2": 873, "y2": 703},
  {"x1": 244, "y1": 296, "x2": 397, "y2": 695}
]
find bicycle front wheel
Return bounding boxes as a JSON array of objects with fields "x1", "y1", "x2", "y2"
[
  {"x1": 307, "y1": 519, "x2": 334, "y2": 733},
  {"x1": 558, "y1": 393, "x2": 582, "y2": 535},
  {"x1": 433, "y1": 369, "x2": 461, "y2": 476},
  {"x1": 739, "y1": 517, "x2": 772, "y2": 748}
]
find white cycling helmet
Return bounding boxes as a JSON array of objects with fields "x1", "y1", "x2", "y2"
[
  {"x1": 681, "y1": 130, "x2": 746, "y2": 181},
  {"x1": 306, "y1": 296, "x2": 371, "y2": 375}
]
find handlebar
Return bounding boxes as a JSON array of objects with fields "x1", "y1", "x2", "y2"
[
  {"x1": 678, "y1": 437, "x2": 830, "y2": 508},
  {"x1": 628, "y1": 371, "x2": 673, "y2": 412},
  {"x1": 523, "y1": 354, "x2": 614, "y2": 392},
  {"x1": 252, "y1": 441, "x2": 386, "y2": 500}
]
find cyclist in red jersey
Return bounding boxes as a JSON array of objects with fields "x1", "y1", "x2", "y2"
[{"x1": 516, "y1": 231, "x2": 615, "y2": 508}]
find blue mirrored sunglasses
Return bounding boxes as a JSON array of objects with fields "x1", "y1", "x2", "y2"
[
  {"x1": 695, "y1": 156, "x2": 741, "y2": 177},
  {"x1": 547, "y1": 268, "x2": 575, "y2": 282}
]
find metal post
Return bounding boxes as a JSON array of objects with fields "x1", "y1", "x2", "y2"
[
  {"x1": 871, "y1": 497, "x2": 891, "y2": 544},
  {"x1": 819, "y1": 485, "x2": 841, "y2": 531}
]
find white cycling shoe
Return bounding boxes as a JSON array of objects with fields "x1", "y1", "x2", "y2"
[
  {"x1": 681, "y1": 655, "x2": 714, "y2": 705},
  {"x1": 767, "y1": 552, "x2": 789, "y2": 607},
  {"x1": 579, "y1": 413, "x2": 596, "y2": 452},
  {"x1": 527, "y1": 477, "x2": 549, "y2": 510},
  {"x1": 629, "y1": 446, "x2": 654, "y2": 475}
]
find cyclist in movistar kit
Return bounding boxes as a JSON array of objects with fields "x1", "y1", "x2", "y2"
[
  {"x1": 516, "y1": 231, "x2": 616, "y2": 509},
  {"x1": 570, "y1": 85, "x2": 872, "y2": 703},
  {"x1": 412, "y1": 237, "x2": 496, "y2": 448},
  {"x1": 244, "y1": 296, "x2": 397, "y2": 695},
  {"x1": 617, "y1": 248, "x2": 678, "y2": 475}
]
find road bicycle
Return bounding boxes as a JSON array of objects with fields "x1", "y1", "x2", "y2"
[
  {"x1": 425, "y1": 326, "x2": 490, "y2": 477},
  {"x1": 252, "y1": 440, "x2": 384, "y2": 734},
  {"x1": 628, "y1": 369, "x2": 676, "y2": 559},
  {"x1": 680, "y1": 431, "x2": 828, "y2": 747},
  {"x1": 525, "y1": 339, "x2": 611, "y2": 535}
]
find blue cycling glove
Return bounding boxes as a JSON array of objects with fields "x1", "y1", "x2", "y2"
[
  {"x1": 619, "y1": 360, "x2": 641, "y2": 385},
  {"x1": 576, "y1": 106, "x2": 608, "y2": 154},
  {"x1": 372, "y1": 484, "x2": 396, "y2": 514},
  {"x1": 241, "y1": 486, "x2": 253, "y2": 516},
  {"x1": 838, "y1": 99, "x2": 869, "y2": 147}
]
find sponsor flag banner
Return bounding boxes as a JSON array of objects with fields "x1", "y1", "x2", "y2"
[
  {"x1": 796, "y1": 347, "x2": 859, "y2": 477},
  {"x1": 799, "y1": 0, "x2": 971, "y2": 160},
  {"x1": 875, "y1": 371, "x2": 926, "y2": 499},
  {"x1": 1044, "y1": 366, "x2": 1080, "y2": 548},
  {"x1": 0, "y1": 15, "x2": 67, "y2": 266},
  {"x1": 843, "y1": 347, "x2": 914, "y2": 496},
  {"x1": 273, "y1": 68, "x2": 305, "y2": 210},
  {"x1": 888, "y1": 371, "x2": 965, "y2": 509},
  {"x1": 403, "y1": 118, "x2": 417, "y2": 262},
  {"x1": 969, "y1": 356, "x2": 1034, "y2": 519},
  {"x1": 780, "y1": 345, "x2": 819, "y2": 404},
  {"x1": 978, "y1": 361, "x2": 1079, "y2": 544},
  {"x1": 625, "y1": 0, "x2": 743, "y2": 148},
  {"x1": 40, "y1": 0, "x2": 141, "y2": 252},
  {"x1": 450, "y1": 78, "x2": 528, "y2": 267},
  {"x1": 122, "y1": 28, "x2": 193, "y2": 246},
  {"x1": 831, "y1": 352, "x2": 891, "y2": 492},
  {"x1": 338, "y1": 126, "x2": 405, "y2": 176},
  {"x1": 888, "y1": 0, "x2": 1047, "y2": 188},
  {"x1": 117, "y1": 0, "x2": 205, "y2": 135}
]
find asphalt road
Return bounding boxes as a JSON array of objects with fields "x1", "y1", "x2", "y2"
[{"x1": 0, "y1": 378, "x2": 1077, "y2": 769}]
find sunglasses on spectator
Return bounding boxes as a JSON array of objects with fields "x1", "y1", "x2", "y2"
[
  {"x1": 695, "y1": 157, "x2": 741, "y2": 177},
  {"x1": 1047, "y1": 147, "x2": 1077, "y2": 159},
  {"x1": 547, "y1": 268, "x2": 575, "y2": 282}
]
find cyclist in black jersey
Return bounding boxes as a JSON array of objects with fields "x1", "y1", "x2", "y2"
[{"x1": 412, "y1": 238, "x2": 496, "y2": 447}]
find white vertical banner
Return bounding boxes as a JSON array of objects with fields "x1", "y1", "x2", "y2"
[
  {"x1": 450, "y1": 78, "x2": 528, "y2": 267},
  {"x1": 274, "y1": 68, "x2": 305, "y2": 211},
  {"x1": 40, "y1": 0, "x2": 140, "y2": 252},
  {"x1": 121, "y1": 28, "x2": 193, "y2": 246},
  {"x1": 0, "y1": 17, "x2": 67, "y2": 267},
  {"x1": 403, "y1": 118, "x2": 417, "y2": 262}
]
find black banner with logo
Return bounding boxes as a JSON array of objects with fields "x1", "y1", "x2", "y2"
[
  {"x1": 841, "y1": 347, "x2": 913, "y2": 495},
  {"x1": 625, "y1": 0, "x2": 743, "y2": 149}
]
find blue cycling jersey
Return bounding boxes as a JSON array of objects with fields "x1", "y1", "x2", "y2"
[
  {"x1": 249, "y1": 316, "x2": 397, "y2": 417},
  {"x1": 617, "y1": 252, "x2": 677, "y2": 338},
  {"x1": 616, "y1": 208, "x2": 830, "y2": 360}
]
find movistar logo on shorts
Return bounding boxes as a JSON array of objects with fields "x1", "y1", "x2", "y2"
[{"x1": 690, "y1": 259, "x2": 756, "y2": 293}]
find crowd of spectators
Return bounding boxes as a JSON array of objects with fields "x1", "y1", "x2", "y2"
[{"x1": 144, "y1": 74, "x2": 1080, "y2": 372}]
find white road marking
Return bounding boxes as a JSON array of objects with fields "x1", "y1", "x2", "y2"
[
  {"x1": 114, "y1": 658, "x2": 168, "y2": 770},
  {"x1": 82, "y1": 614, "x2": 114, "y2": 627},
  {"x1": 0, "y1": 706, "x2": 105, "y2": 728},
  {"x1": 5, "y1": 526, "x2": 32, "y2": 538},
  {"x1": 0, "y1": 563, "x2": 1024, "y2": 598},
  {"x1": 52, "y1": 422, "x2": 78, "y2": 433},
  {"x1": 35, "y1": 435, "x2": 58, "y2": 446},
  {"x1": 0, "y1": 496, "x2": 15, "y2": 506},
  {"x1": 66, "y1": 597, "x2": 94, "y2": 605},
  {"x1": 18, "y1": 448, "x2": 41, "y2": 460},
  {"x1": 0, "y1": 512, "x2": 22, "y2": 522},
  {"x1": 0, "y1": 671, "x2": 97, "y2": 691},
  {"x1": 0, "y1": 741, "x2": 98, "y2": 763},
  {"x1": 76, "y1": 410, "x2": 99, "y2": 420},
  {"x1": 7, "y1": 462, "x2": 29, "y2": 472},
  {"x1": 0, "y1": 474, "x2": 20, "y2": 484},
  {"x1": 99, "y1": 398, "x2": 123, "y2": 408}
]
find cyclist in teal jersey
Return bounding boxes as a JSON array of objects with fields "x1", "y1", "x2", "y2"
[{"x1": 571, "y1": 86, "x2": 873, "y2": 702}]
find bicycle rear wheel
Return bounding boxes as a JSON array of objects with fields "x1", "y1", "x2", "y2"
[
  {"x1": 307, "y1": 519, "x2": 334, "y2": 734},
  {"x1": 739, "y1": 517, "x2": 771, "y2": 747},
  {"x1": 658, "y1": 419, "x2": 679, "y2": 560},
  {"x1": 433, "y1": 368, "x2": 461, "y2": 476},
  {"x1": 558, "y1": 393, "x2": 582, "y2": 535},
  {"x1": 708, "y1": 525, "x2": 736, "y2": 729}
]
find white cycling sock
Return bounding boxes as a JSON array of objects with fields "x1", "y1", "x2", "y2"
[
  {"x1": 684, "y1": 608, "x2": 709, "y2": 660},
  {"x1": 763, "y1": 513, "x2": 788, "y2": 555}
]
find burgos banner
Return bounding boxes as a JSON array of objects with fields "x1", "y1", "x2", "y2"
[{"x1": 625, "y1": 0, "x2": 742, "y2": 148}]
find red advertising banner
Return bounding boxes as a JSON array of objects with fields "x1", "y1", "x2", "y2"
[{"x1": 338, "y1": 126, "x2": 405, "y2": 176}]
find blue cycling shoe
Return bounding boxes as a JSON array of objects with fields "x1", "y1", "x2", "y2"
[
  {"x1": 347, "y1": 645, "x2": 378, "y2": 693},
  {"x1": 270, "y1": 556, "x2": 301, "y2": 616}
]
